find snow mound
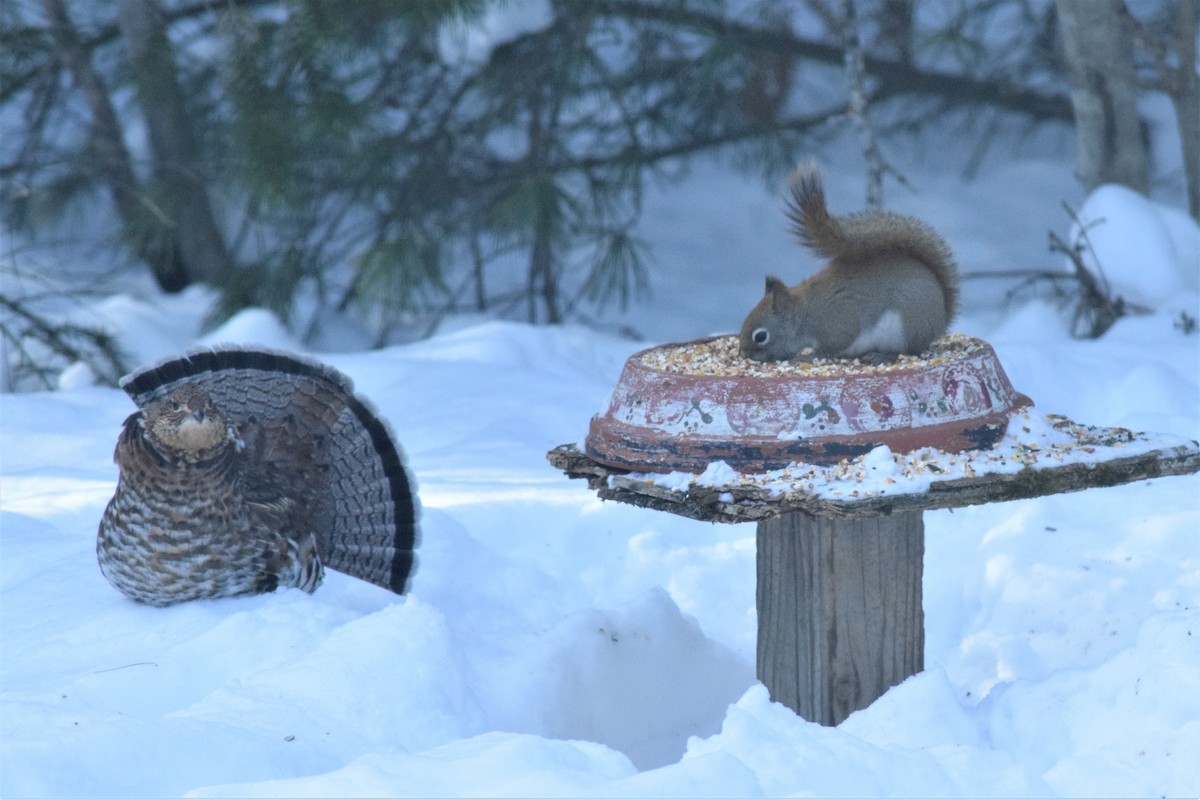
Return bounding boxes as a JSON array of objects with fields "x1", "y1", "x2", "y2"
[{"x1": 1069, "y1": 183, "x2": 1200, "y2": 309}]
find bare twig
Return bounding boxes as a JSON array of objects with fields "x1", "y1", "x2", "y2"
[
  {"x1": 1047, "y1": 222, "x2": 1125, "y2": 339},
  {"x1": 0, "y1": 268, "x2": 129, "y2": 391},
  {"x1": 967, "y1": 202, "x2": 1150, "y2": 340}
]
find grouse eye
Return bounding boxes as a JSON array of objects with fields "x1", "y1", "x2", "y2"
[{"x1": 752, "y1": 327, "x2": 770, "y2": 346}]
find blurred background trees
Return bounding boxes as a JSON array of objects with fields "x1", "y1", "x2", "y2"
[{"x1": 1, "y1": 0, "x2": 1193, "y2": 349}]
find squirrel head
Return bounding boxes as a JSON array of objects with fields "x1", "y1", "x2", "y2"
[{"x1": 738, "y1": 276, "x2": 819, "y2": 362}]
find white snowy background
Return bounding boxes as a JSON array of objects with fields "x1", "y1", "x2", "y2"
[{"x1": 2, "y1": 19, "x2": 1199, "y2": 797}]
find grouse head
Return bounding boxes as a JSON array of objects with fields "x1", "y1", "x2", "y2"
[{"x1": 142, "y1": 385, "x2": 231, "y2": 461}]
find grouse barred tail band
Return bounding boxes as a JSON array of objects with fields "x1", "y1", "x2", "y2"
[{"x1": 98, "y1": 346, "x2": 418, "y2": 605}]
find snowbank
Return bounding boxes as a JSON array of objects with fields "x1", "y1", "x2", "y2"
[{"x1": 2, "y1": 162, "x2": 1198, "y2": 798}]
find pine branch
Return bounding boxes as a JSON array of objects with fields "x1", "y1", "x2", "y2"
[
  {"x1": 594, "y1": 0, "x2": 1074, "y2": 123},
  {"x1": 2, "y1": 0, "x2": 276, "y2": 104},
  {"x1": 0, "y1": 290, "x2": 128, "y2": 390}
]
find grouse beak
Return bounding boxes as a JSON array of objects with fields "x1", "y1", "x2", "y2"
[{"x1": 190, "y1": 409, "x2": 205, "y2": 423}]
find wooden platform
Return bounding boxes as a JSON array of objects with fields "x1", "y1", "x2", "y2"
[
  {"x1": 548, "y1": 419, "x2": 1200, "y2": 725},
  {"x1": 548, "y1": 438, "x2": 1200, "y2": 523}
]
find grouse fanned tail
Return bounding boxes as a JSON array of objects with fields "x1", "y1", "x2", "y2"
[{"x1": 97, "y1": 346, "x2": 418, "y2": 606}]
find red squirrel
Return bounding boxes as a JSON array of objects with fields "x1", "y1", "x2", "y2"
[{"x1": 739, "y1": 166, "x2": 959, "y2": 362}]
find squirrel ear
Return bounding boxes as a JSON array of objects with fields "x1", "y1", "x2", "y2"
[{"x1": 765, "y1": 276, "x2": 788, "y2": 296}]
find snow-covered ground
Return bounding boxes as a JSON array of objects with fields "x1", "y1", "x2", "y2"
[{"x1": 2, "y1": 150, "x2": 1199, "y2": 798}]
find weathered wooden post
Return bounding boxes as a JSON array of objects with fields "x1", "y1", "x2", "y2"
[
  {"x1": 756, "y1": 510, "x2": 924, "y2": 725},
  {"x1": 549, "y1": 334, "x2": 1200, "y2": 726}
]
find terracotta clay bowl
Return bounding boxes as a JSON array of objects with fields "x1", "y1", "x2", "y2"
[{"x1": 586, "y1": 334, "x2": 1032, "y2": 473}]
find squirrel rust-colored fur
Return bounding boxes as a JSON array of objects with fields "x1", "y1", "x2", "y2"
[{"x1": 739, "y1": 166, "x2": 959, "y2": 362}]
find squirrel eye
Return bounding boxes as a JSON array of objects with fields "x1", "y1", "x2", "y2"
[{"x1": 752, "y1": 327, "x2": 770, "y2": 345}]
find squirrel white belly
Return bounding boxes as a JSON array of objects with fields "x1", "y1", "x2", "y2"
[{"x1": 739, "y1": 166, "x2": 960, "y2": 362}]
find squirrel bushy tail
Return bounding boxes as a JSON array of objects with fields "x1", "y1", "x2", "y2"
[{"x1": 784, "y1": 165, "x2": 960, "y2": 321}]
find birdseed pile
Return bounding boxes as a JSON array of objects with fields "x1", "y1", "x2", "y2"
[{"x1": 639, "y1": 333, "x2": 982, "y2": 378}]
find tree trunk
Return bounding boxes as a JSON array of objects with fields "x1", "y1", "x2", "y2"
[
  {"x1": 523, "y1": 58, "x2": 564, "y2": 325},
  {"x1": 115, "y1": 0, "x2": 235, "y2": 290},
  {"x1": 1169, "y1": 0, "x2": 1199, "y2": 221},
  {"x1": 839, "y1": 0, "x2": 886, "y2": 209},
  {"x1": 39, "y1": 0, "x2": 188, "y2": 291},
  {"x1": 1054, "y1": 0, "x2": 1148, "y2": 194},
  {"x1": 530, "y1": 187, "x2": 562, "y2": 324}
]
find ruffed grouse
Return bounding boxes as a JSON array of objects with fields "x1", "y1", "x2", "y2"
[{"x1": 97, "y1": 347, "x2": 418, "y2": 606}]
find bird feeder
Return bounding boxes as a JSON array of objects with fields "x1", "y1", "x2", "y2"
[{"x1": 549, "y1": 334, "x2": 1200, "y2": 726}]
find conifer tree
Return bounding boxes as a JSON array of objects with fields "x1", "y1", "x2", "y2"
[{"x1": 14, "y1": 0, "x2": 1185, "y2": 348}]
